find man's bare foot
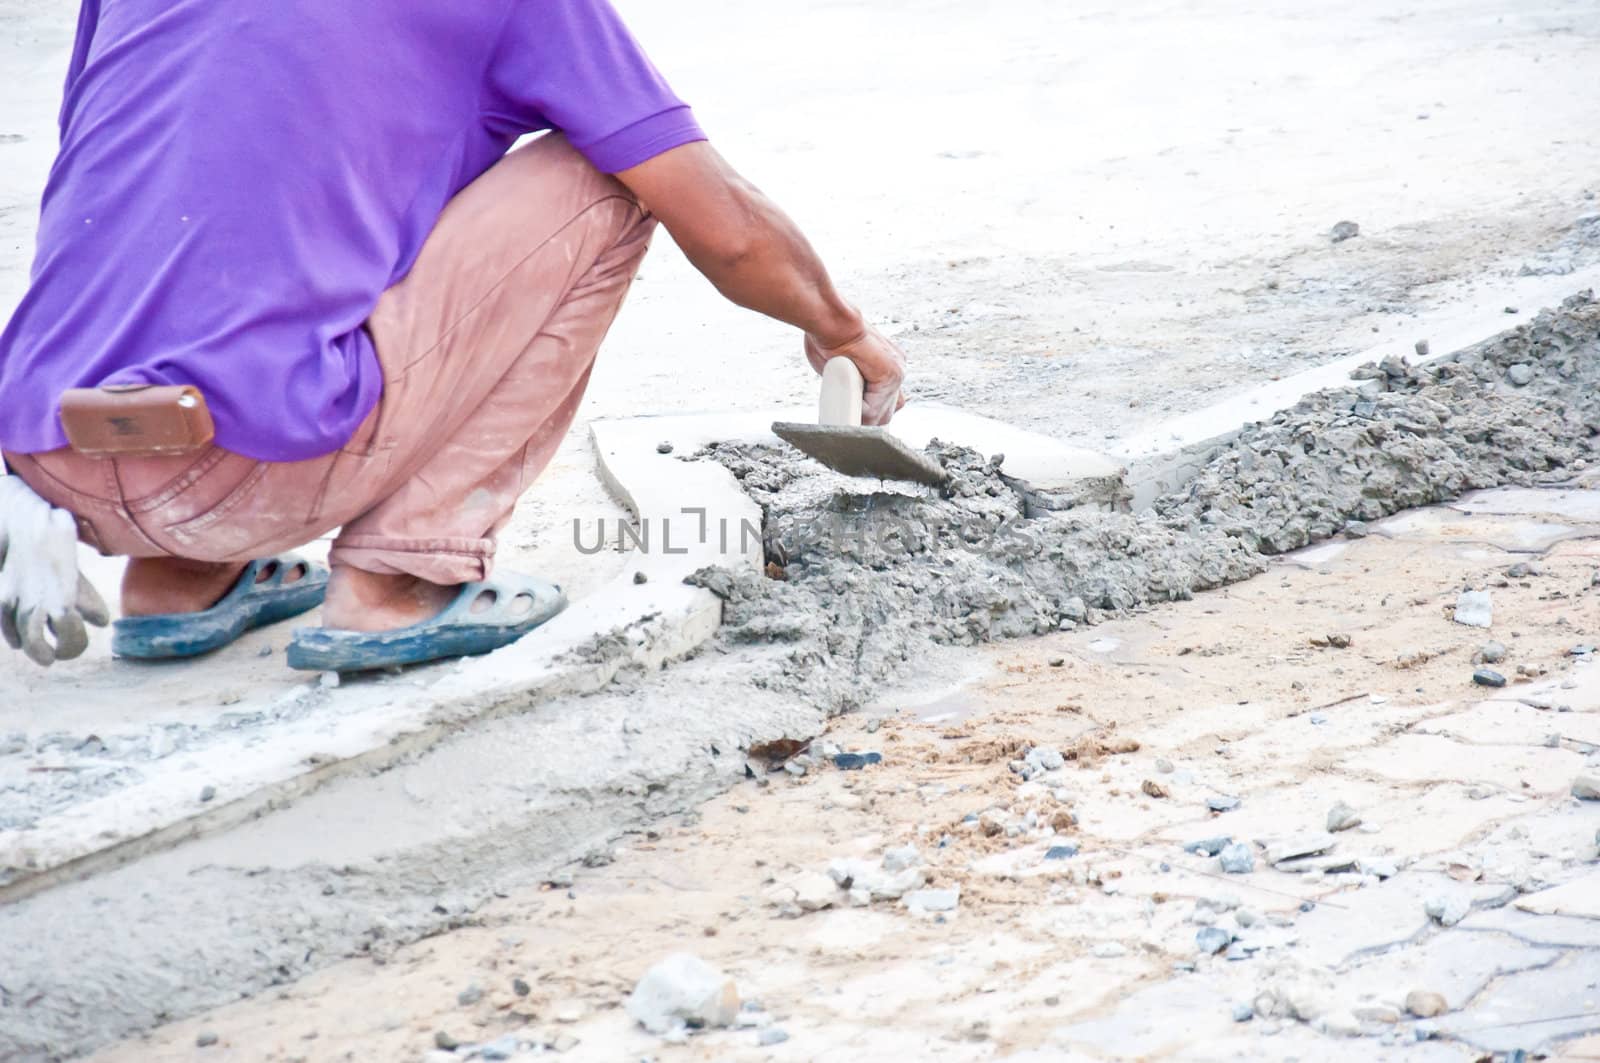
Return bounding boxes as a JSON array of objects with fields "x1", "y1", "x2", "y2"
[
  {"x1": 122, "y1": 558, "x2": 250, "y2": 617},
  {"x1": 321, "y1": 566, "x2": 459, "y2": 633}
]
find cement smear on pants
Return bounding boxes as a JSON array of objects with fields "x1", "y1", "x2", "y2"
[{"x1": 693, "y1": 293, "x2": 1600, "y2": 714}]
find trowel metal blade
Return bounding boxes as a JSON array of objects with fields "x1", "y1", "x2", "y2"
[{"x1": 771, "y1": 422, "x2": 948, "y2": 486}]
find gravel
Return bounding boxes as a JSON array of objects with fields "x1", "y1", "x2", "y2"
[
  {"x1": 1454, "y1": 590, "x2": 1493, "y2": 628},
  {"x1": 1404, "y1": 990, "x2": 1449, "y2": 1018},
  {"x1": 1325, "y1": 801, "x2": 1362, "y2": 832},
  {"x1": 626, "y1": 953, "x2": 741, "y2": 1035},
  {"x1": 1218, "y1": 843, "x2": 1255, "y2": 874},
  {"x1": 1424, "y1": 893, "x2": 1471, "y2": 927},
  {"x1": 1184, "y1": 836, "x2": 1232, "y2": 857},
  {"x1": 904, "y1": 887, "x2": 960, "y2": 913}
]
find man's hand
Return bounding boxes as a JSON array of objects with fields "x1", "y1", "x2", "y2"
[
  {"x1": 0, "y1": 476, "x2": 110, "y2": 666},
  {"x1": 804, "y1": 326, "x2": 907, "y2": 427},
  {"x1": 618, "y1": 142, "x2": 906, "y2": 424}
]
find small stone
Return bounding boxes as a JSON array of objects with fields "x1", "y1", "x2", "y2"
[
  {"x1": 199, "y1": 785, "x2": 217, "y2": 803},
  {"x1": 1453, "y1": 590, "x2": 1492, "y2": 628},
  {"x1": 1092, "y1": 942, "x2": 1128, "y2": 958},
  {"x1": 1044, "y1": 995, "x2": 1061, "y2": 1006},
  {"x1": 1155, "y1": 757, "x2": 1175, "y2": 774},
  {"x1": 626, "y1": 953, "x2": 740, "y2": 1034},
  {"x1": 1308, "y1": 712, "x2": 1329, "y2": 725},
  {"x1": 1506, "y1": 364, "x2": 1534, "y2": 386},
  {"x1": 633, "y1": 571, "x2": 648, "y2": 585},
  {"x1": 434, "y1": 1031, "x2": 461, "y2": 1051},
  {"x1": 1141, "y1": 778, "x2": 1170, "y2": 799},
  {"x1": 1026, "y1": 746, "x2": 1065, "y2": 772},
  {"x1": 785, "y1": 760, "x2": 807, "y2": 777},
  {"x1": 1234, "y1": 909, "x2": 1258, "y2": 928},
  {"x1": 1480, "y1": 640, "x2": 1507, "y2": 664},
  {"x1": 196, "y1": 1031, "x2": 219, "y2": 1048},
  {"x1": 319, "y1": 670, "x2": 340, "y2": 688},
  {"x1": 831, "y1": 752, "x2": 882, "y2": 771},
  {"x1": 457, "y1": 985, "x2": 484, "y2": 1006},
  {"x1": 882, "y1": 845, "x2": 921, "y2": 872},
  {"x1": 904, "y1": 887, "x2": 960, "y2": 913},
  {"x1": 656, "y1": 441, "x2": 674, "y2": 454},
  {"x1": 1326, "y1": 801, "x2": 1362, "y2": 833},
  {"x1": 512, "y1": 977, "x2": 531, "y2": 997},
  {"x1": 1353, "y1": 1004, "x2": 1401, "y2": 1025},
  {"x1": 1572, "y1": 774, "x2": 1600, "y2": 801},
  {"x1": 789, "y1": 870, "x2": 838, "y2": 912},
  {"x1": 1044, "y1": 844, "x2": 1079, "y2": 861},
  {"x1": 1330, "y1": 220, "x2": 1360, "y2": 243},
  {"x1": 1473, "y1": 669, "x2": 1507, "y2": 688},
  {"x1": 1414, "y1": 340, "x2": 1430, "y2": 358},
  {"x1": 1263, "y1": 832, "x2": 1336, "y2": 865},
  {"x1": 485, "y1": 1035, "x2": 523, "y2": 1061},
  {"x1": 1404, "y1": 990, "x2": 1448, "y2": 1018},
  {"x1": 1342, "y1": 520, "x2": 1368, "y2": 539},
  {"x1": 1358, "y1": 856, "x2": 1397, "y2": 879},
  {"x1": 758, "y1": 1028, "x2": 790, "y2": 1046},
  {"x1": 1423, "y1": 893, "x2": 1470, "y2": 927},
  {"x1": 1218, "y1": 843, "x2": 1255, "y2": 874},
  {"x1": 1232, "y1": 1002, "x2": 1254, "y2": 1023},
  {"x1": 1184, "y1": 836, "x2": 1232, "y2": 857},
  {"x1": 1048, "y1": 657, "x2": 1065, "y2": 668},
  {"x1": 1207, "y1": 795, "x2": 1240, "y2": 813},
  {"x1": 1326, "y1": 633, "x2": 1352, "y2": 649},
  {"x1": 1195, "y1": 927, "x2": 1232, "y2": 954}
]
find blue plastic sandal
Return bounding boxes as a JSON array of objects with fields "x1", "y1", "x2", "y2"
[
  {"x1": 112, "y1": 554, "x2": 329, "y2": 660},
  {"x1": 284, "y1": 572, "x2": 566, "y2": 673}
]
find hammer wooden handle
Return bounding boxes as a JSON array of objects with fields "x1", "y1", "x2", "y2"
[{"x1": 818, "y1": 358, "x2": 865, "y2": 427}]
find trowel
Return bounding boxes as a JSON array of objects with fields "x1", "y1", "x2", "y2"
[{"x1": 772, "y1": 358, "x2": 948, "y2": 486}]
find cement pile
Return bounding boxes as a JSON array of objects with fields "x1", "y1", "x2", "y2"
[{"x1": 694, "y1": 292, "x2": 1600, "y2": 713}]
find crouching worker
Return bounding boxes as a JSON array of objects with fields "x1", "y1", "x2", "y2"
[{"x1": 0, "y1": 0, "x2": 907, "y2": 670}]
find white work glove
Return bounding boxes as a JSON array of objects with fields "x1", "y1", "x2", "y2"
[{"x1": 0, "y1": 475, "x2": 110, "y2": 666}]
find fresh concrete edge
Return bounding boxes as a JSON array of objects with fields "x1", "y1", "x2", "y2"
[
  {"x1": 0, "y1": 583, "x2": 724, "y2": 905},
  {"x1": 0, "y1": 442, "x2": 763, "y2": 903},
  {"x1": 1116, "y1": 266, "x2": 1600, "y2": 510}
]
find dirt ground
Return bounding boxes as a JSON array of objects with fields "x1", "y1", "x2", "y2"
[{"x1": 85, "y1": 486, "x2": 1600, "y2": 1062}]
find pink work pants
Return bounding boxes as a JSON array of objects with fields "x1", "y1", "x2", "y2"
[{"x1": 10, "y1": 135, "x2": 654, "y2": 585}]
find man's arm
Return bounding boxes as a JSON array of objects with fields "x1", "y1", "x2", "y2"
[{"x1": 616, "y1": 141, "x2": 905, "y2": 426}]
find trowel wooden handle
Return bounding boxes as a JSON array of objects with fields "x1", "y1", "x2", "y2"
[{"x1": 818, "y1": 358, "x2": 865, "y2": 427}]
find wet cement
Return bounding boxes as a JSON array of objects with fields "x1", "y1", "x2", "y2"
[{"x1": 694, "y1": 292, "x2": 1600, "y2": 715}]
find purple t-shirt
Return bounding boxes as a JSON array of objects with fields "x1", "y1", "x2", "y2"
[{"x1": 0, "y1": 0, "x2": 703, "y2": 461}]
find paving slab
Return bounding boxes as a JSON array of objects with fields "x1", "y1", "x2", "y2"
[
  {"x1": 1345, "y1": 734, "x2": 1586, "y2": 797},
  {"x1": 1288, "y1": 871, "x2": 1519, "y2": 968},
  {"x1": 1460, "y1": 906, "x2": 1600, "y2": 950},
  {"x1": 1414, "y1": 701, "x2": 1600, "y2": 749},
  {"x1": 1516, "y1": 872, "x2": 1600, "y2": 920},
  {"x1": 1433, "y1": 951, "x2": 1600, "y2": 1054},
  {"x1": 1339, "y1": 930, "x2": 1562, "y2": 1016}
]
